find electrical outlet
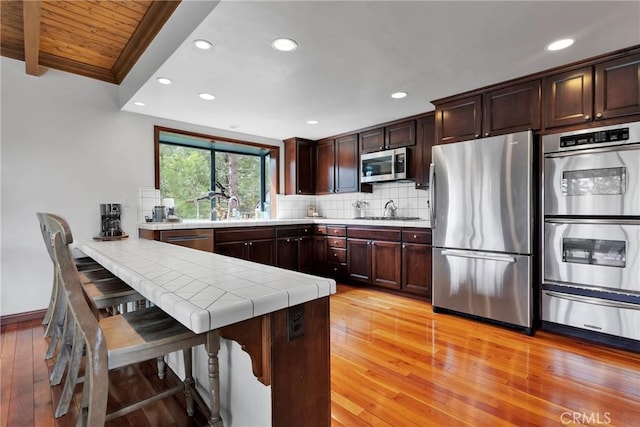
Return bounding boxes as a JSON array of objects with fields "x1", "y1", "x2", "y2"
[{"x1": 287, "y1": 305, "x2": 305, "y2": 341}]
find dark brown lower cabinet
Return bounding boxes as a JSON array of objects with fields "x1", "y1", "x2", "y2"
[
  {"x1": 215, "y1": 227, "x2": 276, "y2": 266},
  {"x1": 276, "y1": 226, "x2": 298, "y2": 269},
  {"x1": 371, "y1": 240, "x2": 401, "y2": 289},
  {"x1": 401, "y1": 229, "x2": 432, "y2": 298},
  {"x1": 401, "y1": 243, "x2": 432, "y2": 298},
  {"x1": 298, "y1": 235, "x2": 314, "y2": 273},
  {"x1": 347, "y1": 227, "x2": 402, "y2": 290},
  {"x1": 346, "y1": 238, "x2": 371, "y2": 283}
]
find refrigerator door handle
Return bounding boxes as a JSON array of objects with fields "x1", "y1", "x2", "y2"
[
  {"x1": 441, "y1": 249, "x2": 517, "y2": 263},
  {"x1": 429, "y1": 162, "x2": 435, "y2": 227}
]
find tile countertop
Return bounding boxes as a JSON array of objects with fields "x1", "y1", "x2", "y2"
[
  {"x1": 138, "y1": 217, "x2": 431, "y2": 230},
  {"x1": 76, "y1": 238, "x2": 336, "y2": 334}
]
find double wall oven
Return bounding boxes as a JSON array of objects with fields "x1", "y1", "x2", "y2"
[{"x1": 542, "y1": 122, "x2": 640, "y2": 349}]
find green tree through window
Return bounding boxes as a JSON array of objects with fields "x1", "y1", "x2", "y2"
[{"x1": 159, "y1": 132, "x2": 270, "y2": 220}]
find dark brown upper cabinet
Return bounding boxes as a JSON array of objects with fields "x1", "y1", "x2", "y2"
[
  {"x1": 359, "y1": 128, "x2": 385, "y2": 153},
  {"x1": 412, "y1": 113, "x2": 435, "y2": 189},
  {"x1": 542, "y1": 67, "x2": 593, "y2": 129},
  {"x1": 482, "y1": 80, "x2": 541, "y2": 137},
  {"x1": 284, "y1": 137, "x2": 315, "y2": 195},
  {"x1": 315, "y1": 139, "x2": 335, "y2": 195},
  {"x1": 435, "y1": 81, "x2": 541, "y2": 144},
  {"x1": 359, "y1": 119, "x2": 416, "y2": 153},
  {"x1": 315, "y1": 134, "x2": 359, "y2": 194},
  {"x1": 434, "y1": 95, "x2": 482, "y2": 144},
  {"x1": 335, "y1": 134, "x2": 359, "y2": 193},
  {"x1": 595, "y1": 53, "x2": 640, "y2": 121},
  {"x1": 543, "y1": 52, "x2": 640, "y2": 129}
]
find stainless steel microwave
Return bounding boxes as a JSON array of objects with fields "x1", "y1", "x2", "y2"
[{"x1": 360, "y1": 147, "x2": 407, "y2": 183}]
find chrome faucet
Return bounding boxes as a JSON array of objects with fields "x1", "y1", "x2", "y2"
[{"x1": 383, "y1": 200, "x2": 397, "y2": 218}]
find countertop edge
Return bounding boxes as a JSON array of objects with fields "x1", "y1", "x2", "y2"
[{"x1": 138, "y1": 218, "x2": 431, "y2": 230}]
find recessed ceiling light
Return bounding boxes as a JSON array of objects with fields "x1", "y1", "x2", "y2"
[
  {"x1": 193, "y1": 39, "x2": 213, "y2": 50},
  {"x1": 306, "y1": 120, "x2": 319, "y2": 125},
  {"x1": 133, "y1": 101, "x2": 146, "y2": 107},
  {"x1": 271, "y1": 38, "x2": 298, "y2": 52},
  {"x1": 199, "y1": 93, "x2": 216, "y2": 101},
  {"x1": 547, "y1": 38, "x2": 575, "y2": 51},
  {"x1": 391, "y1": 92, "x2": 408, "y2": 99},
  {"x1": 156, "y1": 77, "x2": 172, "y2": 85}
]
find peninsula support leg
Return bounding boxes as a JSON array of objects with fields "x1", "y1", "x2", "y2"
[{"x1": 207, "y1": 331, "x2": 224, "y2": 427}]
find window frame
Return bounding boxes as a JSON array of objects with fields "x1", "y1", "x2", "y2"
[{"x1": 154, "y1": 126, "x2": 279, "y2": 219}]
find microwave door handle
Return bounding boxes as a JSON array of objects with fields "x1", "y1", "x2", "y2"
[{"x1": 429, "y1": 163, "x2": 435, "y2": 226}]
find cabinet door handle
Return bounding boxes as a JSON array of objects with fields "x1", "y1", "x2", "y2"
[
  {"x1": 403, "y1": 244, "x2": 407, "y2": 248},
  {"x1": 249, "y1": 242, "x2": 253, "y2": 246},
  {"x1": 584, "y1": 115, "x2": 591, "y2": 121},
  {"x1": 475, "y1": 134, "x2": 480, "y2": 138},
  {"x1": 244, "y1": 242, "x2": 248, "y2": 246},
  {"x1": 413, "y1": 234, "x2": 417, "y2": 239},
  {"x1": 596, "y1": 112, "x2": 603, "y2": 119},
  {"x1": 484, "y1": 132, "x2": 490, "y2": 137},
  {"x1": 379, "y1": 146, "x2": 384, "y2": 150}
]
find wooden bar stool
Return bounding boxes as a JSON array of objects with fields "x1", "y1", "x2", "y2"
[
  {"x1": 36, "y1": 213, "x2": 149, "y2": 390},
  {"x1": 37, "y1": 213, "x2": 143, "y2": 359},
  {"x1": 46, "y1": 213, "x2": 208, "y2": 425}
]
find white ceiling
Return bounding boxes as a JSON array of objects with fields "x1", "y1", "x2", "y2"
[{"x1": 122, "y1": 1, "x2": 640, "y2": 141}]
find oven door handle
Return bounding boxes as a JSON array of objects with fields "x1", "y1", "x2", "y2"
[
  {"x1": 545, "y1": 218, "x2": 640, "y2": 226},
  {"x1": 544, "y1": 291, "x2": 640, "y2": 310},
  {"x1": 441, "y1": 249, "x2": 516, "y2": 263}
]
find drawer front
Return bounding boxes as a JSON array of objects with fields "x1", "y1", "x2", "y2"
[
  {"x1": 327, "y1": 226, "x2": 347, "y2": 237},
  {"x1": 314, "y1": 225, "x2": 328, "y2": 235},
  {"x1": 348, "y1": 227, "x2": 401, "y2": 241},
  {"x1": 328, "y1": 247, "x2": 347, "y2": 263},
  {"x1": 276, "y1": 226, "x2": 298, "y2": 238},
  {"x1": 542, "y1": 290, "x2": 640, "y2": 341},
  {"x1": 160, "y1": 229, "x2": 214, "y2": 252},
  {"x1": 216, "y1": 226, "x2": 275, "y2": 243},
  {"x1": 327, "y1": 237, "x2": 346, "y2": 248},
  {"x1": 298, "y1": 225, "x2": 313, "y2": 236},
  {"x1": 401, "y1": 229, "x2": 432, "y2": 244}
]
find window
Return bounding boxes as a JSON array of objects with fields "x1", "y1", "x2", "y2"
[{"x1": 156, "y1": 128, "x2": 275, "y2": 220}]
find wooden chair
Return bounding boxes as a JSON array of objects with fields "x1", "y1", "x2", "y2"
[
  {"x1": 37, "y1": 212, "x2": 143, "y2": 367},
  {"x1": 46, "y1": 213, "x2": 208, "y2": 425}
]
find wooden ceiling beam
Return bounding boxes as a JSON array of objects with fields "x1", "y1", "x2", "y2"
[{"x1": 23, "y1": 0, "x2": 47, "y2": 76}]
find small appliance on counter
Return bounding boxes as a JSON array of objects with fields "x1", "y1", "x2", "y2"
[{"x1": 95, "y1": 203, "x2": 128, "y2": 240}]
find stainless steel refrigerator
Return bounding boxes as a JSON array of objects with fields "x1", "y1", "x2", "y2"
[{"x1": 429, "y1": 130, "x2": 534, "y2": 333}]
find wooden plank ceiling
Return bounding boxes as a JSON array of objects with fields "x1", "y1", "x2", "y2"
[{"x1": 0, "y1": 0, "x2": 180, "y2": 84}]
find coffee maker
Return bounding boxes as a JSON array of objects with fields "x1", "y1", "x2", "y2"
[{"x1": 99, "y1": 203, "x2": 124, "y2": 237}]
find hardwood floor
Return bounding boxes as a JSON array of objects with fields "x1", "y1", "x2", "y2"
[
  {"x1": 2, "y1": 284, "x2": 639, "y2": 426},
  {"x1": 330, "y1": 284, "x2": 640, "y2": 427}
]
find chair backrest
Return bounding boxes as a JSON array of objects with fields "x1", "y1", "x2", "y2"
[
  {"x1": 36, "y1": 212, "x2": 74, "y2": 263},
  {"x1": 47, "y1": 214, "x2": 109, "y2": 426}
]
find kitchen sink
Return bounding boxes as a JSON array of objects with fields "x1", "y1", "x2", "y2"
[{"x1": 359, "y1": 216, "x2": 421, "y2": 221}]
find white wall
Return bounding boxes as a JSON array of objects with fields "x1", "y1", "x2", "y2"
[
  {"x1": 2, "y1": 56, "x2": 277, "y2": 426},
  {"x1": 1, "y1": 56, "x2": 282, "y2": 317}
]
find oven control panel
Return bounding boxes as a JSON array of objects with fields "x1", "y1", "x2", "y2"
[{"x1": 560, "y1": 127, "x2": 629, "y2": 148}]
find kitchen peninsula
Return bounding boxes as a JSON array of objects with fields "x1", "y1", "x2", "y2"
[{"x1": 76, "y1": 237, "x2": 335, "y2": 426}]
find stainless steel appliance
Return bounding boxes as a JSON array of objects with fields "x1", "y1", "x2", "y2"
[
  {"x1": 542, "y1": 122, "x2": 640, "y2": 349},
  {"x1": 360, "y1": 147, "x2": 407, "y2": 183},
  {"x1": 99, "y1": 203, "x2": 124, "y2": 237},
  {"x1": 430, "y1": 130, "x2": 534, "y2": 333}
]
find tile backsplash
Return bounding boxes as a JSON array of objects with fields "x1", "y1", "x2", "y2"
[
  {"x1": 276, "y1": 181, "x2": 429, "y2": 219},
  {"x1": 138, "y1": 187, "x2": 160, "y2": 222}
]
